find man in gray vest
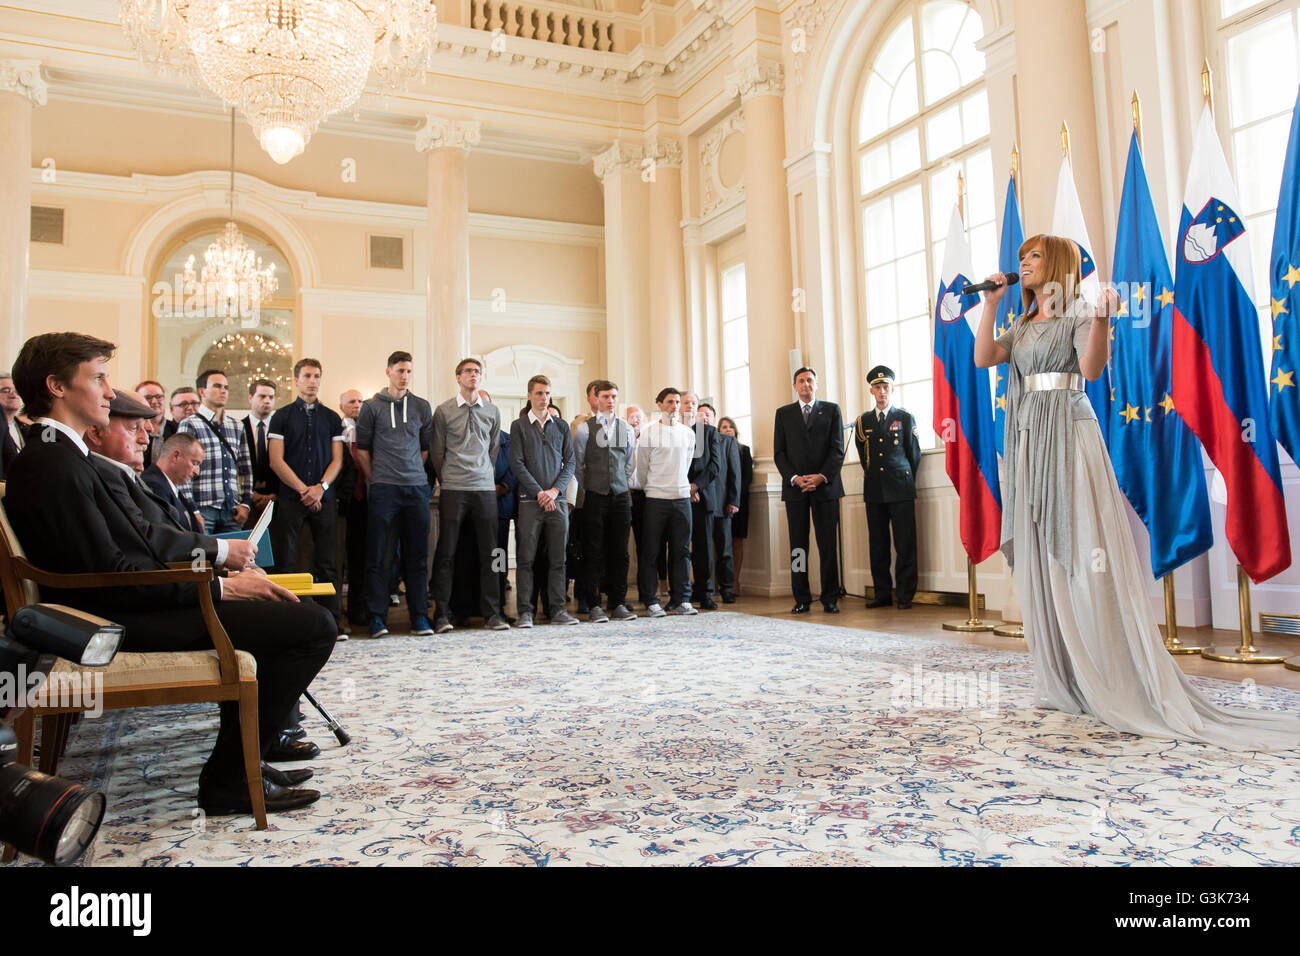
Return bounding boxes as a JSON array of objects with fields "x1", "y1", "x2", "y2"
[
  {"x1": 575, "y1": 378, "x2": 637, "y2": 622},
  {"x1": 430, "y1": 357, "x2": 507, "y2": 633},
  {"x1": 509, "y1": 374, "x2": 578, "y2": 627}
]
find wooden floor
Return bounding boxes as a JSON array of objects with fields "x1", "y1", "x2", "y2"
[{"x1": 736, "y1": 592, "x2": 1300, "y2": 690}]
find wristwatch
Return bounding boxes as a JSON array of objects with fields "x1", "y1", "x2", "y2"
[{"x1": 321, "y1": 481, "x2": 330, "y2": 492}]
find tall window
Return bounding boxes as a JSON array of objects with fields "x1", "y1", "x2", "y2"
[
  {"x1": 857, "y1": 0, "x2": 991, "y2": 449},
  {"x1": 1213, "y1": 0, "x2": 1300, "y2": 360},
  {"x1": 721, "y1": 263, "x2": 752, "y2": 441}
]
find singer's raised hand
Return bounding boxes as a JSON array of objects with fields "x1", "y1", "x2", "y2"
[{"x1": 982, "y1": 272, "x2": 1009, "y2": 305}]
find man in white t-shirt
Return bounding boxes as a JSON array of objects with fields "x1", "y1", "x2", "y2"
[{"x1": 634, "y1": 387, "x2": 697, "y2": 617}]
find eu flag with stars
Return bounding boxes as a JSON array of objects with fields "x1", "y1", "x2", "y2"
[
  {"x1": 1110, "y1": 129, "x2": 1212, "y2": 578},
  {"x1": 993, "y1": 175, "x2": 1024, "y2": 457},
  {"x1": 1268, "y1": 85, "x2": 1300, "y2": 466}
]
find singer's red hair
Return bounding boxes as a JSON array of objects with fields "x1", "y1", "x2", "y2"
[{"x1": 1017, "y1": 234, "x2": 1081, "y2": 321}]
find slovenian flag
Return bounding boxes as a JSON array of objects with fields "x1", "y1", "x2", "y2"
[
  {"x1": 994, "y1": 175, "x2": 1025, "y2": 458},
  {"x1": 933, "y1": 204, "x2": 1003, "y2": 564},
  {"x1": 1268, "y1": 85, "x2": 1300, "y2": 466},
  {"x1": 1171, "y1": 105, "x2": 1291, "y2": 583},
  {"x1": 1052, "y1": 156, "x2": 1112, "y2": 446},
  {"x1": 1110, "y1": 129, "x2": 1213, "y2": 578}
]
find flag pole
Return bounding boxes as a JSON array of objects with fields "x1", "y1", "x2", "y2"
[
  {"x1": 1203, "y1": 565, "x2": 1289, "y2": 663},
  {"x1": 995, "y1": 145, "x2": 1024, "y2": 641},
  {"x1": 944, "y1": 559, "x2": 995, "y2": 632},
  {"x1": 1201, "y1": 58, "x2": 1214, "y2": 119},
  {"x1": 1132, "y1": 91, "x2": 1143, "y2": 152},
  {"x1": 1061, "y1": 121, "x2": 1071, "y2": 164},
  {"x1": 1161, "y1": 573, "x2": 1203, "y2": 654}
]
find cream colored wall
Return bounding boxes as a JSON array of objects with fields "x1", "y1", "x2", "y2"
[{"x1": 469, "y1": 236, "x2": 603, "y2": 305}]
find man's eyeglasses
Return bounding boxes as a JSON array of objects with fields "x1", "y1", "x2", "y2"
[{"x1": 172, "y1": 400, "x2": 201, "y2": 411}]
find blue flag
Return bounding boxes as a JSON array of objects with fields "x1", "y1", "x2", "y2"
[
  {"x1": 993, "y1": 175, "x2": 1024, "y2": 457},
  {"x1": 1110, "y1": 130, "x2": 1212, "y2": 578},
  {"x1": 1268, "y1": 84, "x2": 1300, "y2": 465}
]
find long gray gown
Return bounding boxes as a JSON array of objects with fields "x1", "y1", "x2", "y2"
[{"x1": 995, "y1": 299, "x2": 1300, "y2": 751}]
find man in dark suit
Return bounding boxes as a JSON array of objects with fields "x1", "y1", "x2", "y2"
[
  {"x1": 242, "y1": 377, "x2": 278, "y2": 524},
  {"x1": 143, "y1": 432, "x2": 207, "y2": 534},
  {"x1": 6, "y1": 333, "x2": 335, "y2": 815},
  {"x1": 773, "y1": 366, "x2": 846, "y2": 613},
  {"x1": 855, "y1": 365, "x2": 922, "y2": 610},
  {"x1": 699, "y1": 403, "x2": 741, "y2": 603},
  {"x1": 681, "y1": 392, "x2": 723, "y2": 609}
]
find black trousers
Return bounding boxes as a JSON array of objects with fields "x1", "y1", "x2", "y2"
[
  {"x1": 582, "y1": 490, "x2": 631, "y2": 608},
  {"x1": 784, "y1": 496, "x2": 841, "y2": 606},
  {"x1": 108, "y1": 600, "x2": 336, "y2": 780},
  {"x1": 568, "y1": 507, "x2": 591, "y2": 606},
  {"x1": 688, "y1": 502, "x2": 714, "y2": 602},
  {"x1": 712, "y1": 514, "x2": 735, "y2": 597},
  {"x1": 639, "y1": 498, "x2": 691, "y2": 608},
  {"x1": 517, "y1": 499, "x2": 568, "y2": 616},
  {"x1": 270, "y1": 491, "x2": 341, "y2": 623},
  {"x1": 341, "y1": 499, "x2": 368, "y2": 624},
  {"x1": 866, "y1": 498, "x2": 917, "y2": 604},
  {"x1": 431, "y1": 489, "x2": 501, "y2": 619}
]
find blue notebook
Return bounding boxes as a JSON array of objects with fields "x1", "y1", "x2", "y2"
[{"x1": 213, "y1": 501, "x2": 275, "y2": 567}]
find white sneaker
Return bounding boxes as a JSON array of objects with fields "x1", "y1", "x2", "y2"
[{"x1": 646, "y1": 603, "x2": 667, "y2": 618}]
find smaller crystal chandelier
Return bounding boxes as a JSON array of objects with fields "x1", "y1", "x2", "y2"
[{"x1": 184, "y1": 110, "x2": 278, "y2": 319}]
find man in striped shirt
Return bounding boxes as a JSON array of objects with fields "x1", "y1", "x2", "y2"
[{"x1": 178, "y1": 369, "x2": 254, "y2": 533}]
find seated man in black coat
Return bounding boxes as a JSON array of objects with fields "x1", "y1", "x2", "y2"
[
  {"x1": 142, "y1": 431, "x2": 207, "y2": 534},
  {"x1": 5, "y1": 333, "x2": 336, "y2": 815}
]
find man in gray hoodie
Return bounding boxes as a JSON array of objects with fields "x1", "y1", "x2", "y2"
[
  {"x1": 429, "y1": 357, "x2": 506, "y2": 633},
  {"x1": 353, "y1": 350, "x2": 435, "y2": 638}
]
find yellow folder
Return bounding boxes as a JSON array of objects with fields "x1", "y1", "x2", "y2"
[{"x1": 265, "y1": 573, "x2": 337, "y2": 596}]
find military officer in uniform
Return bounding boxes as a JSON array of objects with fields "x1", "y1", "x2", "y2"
[{"x1": 855, "y1": 366, "x2": 921, "y2": 609}]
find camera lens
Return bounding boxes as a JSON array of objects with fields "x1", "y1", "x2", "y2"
[{"x1": 0, "y1": 763, "x2": 106, "y2": 866}]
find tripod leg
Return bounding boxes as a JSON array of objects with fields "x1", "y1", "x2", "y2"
[{"x1": 302, "y1": 689, "x2": 351, "y2": 746}]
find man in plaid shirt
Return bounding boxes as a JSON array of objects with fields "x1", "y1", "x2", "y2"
[{"x1": 179, "y1": 368, "x2": 254, "y2": 532}]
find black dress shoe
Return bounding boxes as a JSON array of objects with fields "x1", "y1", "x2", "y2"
[
  {"x1": 791, "y1": 603, "x2": 811, "y2": 613},
  {"x1": 281, "y1": 726, "x2": 307, "y2": 740},
  {"x1": 865, "y1": 597, "x2": 892, "y2": 609},
  {"x1": 198, "y1": 776, "x2": 320, "y2": 815},
  {"x1": 897, "y1": 602, "x2": 913, "y2": 610},
  {"x1": 261, "y1": 762, "x2": 313, "y2": 787},
  {"x1": 265, "y1": 735, "x2": 321, "y2": 761},
  {"x1": 721, "y1": 593, "x2": 737, "y2": 604},
  {"x1": 700, "y1": 597, "x2": 718, "y2": 610},
  {"x1": 823, "y1": 602, "x2": 840, "y2": 613}
]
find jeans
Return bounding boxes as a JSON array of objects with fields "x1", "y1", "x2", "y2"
[
  {"x1": 198, "y1": 504, "x2": 242, "y2": 534},
  {"x1": 365, "y1": 482, "x2": 430, "y2": 621}
]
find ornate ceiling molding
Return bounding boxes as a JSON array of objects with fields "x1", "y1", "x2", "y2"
[
  {"x1": 415, "y1": 115, "x2": 483, "y2": 152},
  {"x1": 0, "y1": 59, "x2": 48, "y2": 106},
  {"x1": 699, "y1": 110, "x2": 744, "y2": 216},
  {"x1": 725, "y1": 49, "x2": 785, "y2": 103},
  {"x1": 592, "y1": 140, "x2": 646, "y2": 183},
  {"x1": 784, "y1": 0, "x2": 832, "y2": 87},
  {"x1": 647, "y1": 136, "x2": 684, "y2": 169}
]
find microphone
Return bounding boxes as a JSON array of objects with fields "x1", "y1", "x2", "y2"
[{"x1": 961, "y1": 273, "x2": 1020, "y2": 295}]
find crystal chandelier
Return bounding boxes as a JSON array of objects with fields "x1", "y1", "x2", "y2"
[
  {"x1": 184, "y1": 110, "x2": 278, "y2": 317},
  {"x1": 119, "y1": 1, "x2": 437, "y2": 163}
]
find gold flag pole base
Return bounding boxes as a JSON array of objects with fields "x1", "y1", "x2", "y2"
[
  {"x1": 1201, "y1": 566, "x2": 1288, "y2": 664},
  {"x1": 993, "y1": 623, "x2": 1024, "y2": 638},
  {"x1": 1283, "y1": 656, "x2": 1300, "y2": 673},
  {"x1": 943, "y1": 560, "x2": 995, "y2": 632},
  {"x1": 1161, "y1": 573, "x2": 1204, "y2": 655}
]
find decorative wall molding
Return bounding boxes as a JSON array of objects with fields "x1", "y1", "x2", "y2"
[
  {"x1": 688, "y1": 192, "x2": 746, "y2": 245},
  {"x1": 28, "y1": 269, "x2": 142, "y2": 300},
  {"x1": 0, "y1": 58, "x2": 47, "y2": 105},
  {"x1": 469, "y1": 212, "x2": 605, "y2": 246},
  {"x1": 299, "y1": 287, "x2": 425, "y2": 320},
  {"x1": 975, "y1": 22, "x2": 1016, "y2": 74},
  {"x1": 785, "y1": 141, "x2": 832, "y2": 189},
  {"x1": 415, "y1": 115, "x2": 483, "y2": 152},
  {"x1": 699, "y1": 109, "x2": 745, "y2": 216},
  {"x1": 784, "y1": 0, "x2": 832, "y2": 87},
  {"x1": 646, "y1": 135, "x2": 684, "y2": 169},
  {"x1": 725, "y1": 49, "x2": 786, "y2": 103},
  {"x1": 469, "y1": 299, "x2": 605, "y2": 331},
  {"x1": 593, "y1": 140, "x2": 646, "y2": 183}
]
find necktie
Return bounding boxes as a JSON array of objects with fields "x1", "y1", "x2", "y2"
[
  {"x1": 877, "y1": 410, "x2": 884, "y2": 424},
  {"x1": 802, "y1": 404, "x2": 811, "y2": 428},
  {"x1": 256, "y1": 420, "x2": 267, "y2": 466}
]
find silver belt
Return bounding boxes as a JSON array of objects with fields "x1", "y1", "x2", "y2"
[{"x1": 1024, "y1": 372, "x2": 1085, "y2": 393}]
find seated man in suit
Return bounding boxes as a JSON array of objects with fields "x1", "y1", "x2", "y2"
[
  {"x1": 6, "y1": 332, "x2": 336, "y2": 815},
  {"x1": 143, "y1": 432, "x2": 207, "y2": 534},
  {"x1": 773, "y1": 366, "x2": 846, "y2": 613}
]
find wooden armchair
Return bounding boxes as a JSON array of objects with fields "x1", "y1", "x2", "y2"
[{"x1": 0, "y1": 491, "x2": 266, "y2": 862}]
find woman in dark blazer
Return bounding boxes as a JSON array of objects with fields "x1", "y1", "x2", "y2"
[{"x1": 717, "y1": 417, "x2": 753, "y2": 590}]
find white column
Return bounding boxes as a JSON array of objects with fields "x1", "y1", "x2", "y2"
[
  {"x1": 0, "y1": 60, "x2": 45, "y2": 362},
  {"x1": 646, "y1": 135, "x2": 688, "y2": 394},
  {"x1": 593, "y1": 142, "x2": 651, "y2": 406},
  {"x1": 416, "y1": 116, "x2": 480, "y2": 392}
]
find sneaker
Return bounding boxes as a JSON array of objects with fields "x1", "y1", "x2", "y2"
[
  {"x1": 434, "y1": 617, "x2": 454, "y2": 634},
  {"x1": 551, "y1": 609, "x2": 580, "y2": 626},
  {"x1": 410, "y1": 616, "x2": 435, "y2": 636},
  {"x1": 610, "y1": 604, "x2": 637, "y2": 621},
  {"x1": 646, "y1": 603, "x2": 667, "y2": 618},
  {"x1": 368, "y1": 617, "x2": 389, "y2": 639},
  {"x1": 389, "y1": 592, "x2": 401, "y2": 607},
  {"x1": 516, "y1": 613, "x2": 534, "y2": 629},
  {"x1": 485, "y1": 614, "x2": 511, "y2": 631},
  {"x1": 668, "y1": 602, "x2": 698, "y2": 616},
  {"x1": 588, "y1": 606, "x2": 609, "y2": 624}
]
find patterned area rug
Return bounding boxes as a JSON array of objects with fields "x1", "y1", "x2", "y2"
[{"x1": 25, "y1": 612, "x2": 1300, "y2": 866}]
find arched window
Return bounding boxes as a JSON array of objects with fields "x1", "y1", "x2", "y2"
[{"x1": 856, "y1": 0, "x2": 992, "y2": 448}]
